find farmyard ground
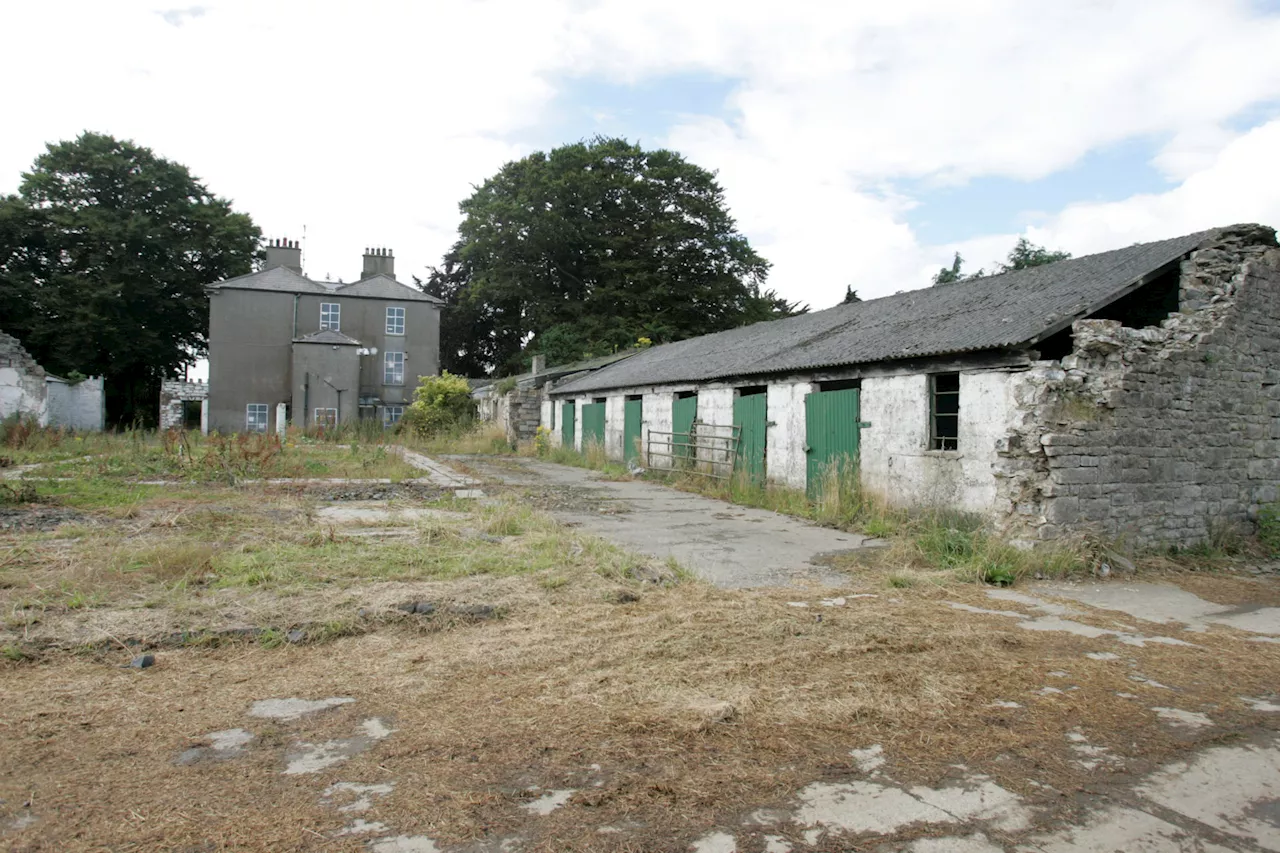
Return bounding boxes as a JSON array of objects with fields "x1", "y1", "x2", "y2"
[{"x1": 2, "y1": 441, "x2": 1279, "y2": 852}]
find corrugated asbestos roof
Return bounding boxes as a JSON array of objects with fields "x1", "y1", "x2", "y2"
[
  {"x1": 211, "y1": 266, "x2": 443, "y2": 304},
  {"x1": 553, "y1": 228, "x2": 1218, "y2": 396}
]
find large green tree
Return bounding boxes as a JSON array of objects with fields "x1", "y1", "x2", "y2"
[
  {"x1": 425, "y1": 136, "x2": 803, "y2": 376},
  {"x1": 0, "y1": 132, "x2": 260, "y2": 426}
]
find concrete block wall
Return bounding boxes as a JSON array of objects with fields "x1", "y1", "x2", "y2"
[
  {"x1": 46, "y1": 377, "x2": 105, "y2": 431},
  {"x1": 159, "y1": 379, "x2": 209, "y2": 431}
]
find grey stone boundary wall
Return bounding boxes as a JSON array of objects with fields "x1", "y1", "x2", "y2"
[{"x1": 996, "y1": 225, "x2": 1280, "y2": 547}]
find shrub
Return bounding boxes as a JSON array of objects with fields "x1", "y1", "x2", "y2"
[
  {"x1": 402, "y1": 372, "x2": 476, "y2": 437},
  {"x1": 1258, "y1": 502, "x2": 1280, "y2": 557},
  {"x1": 533, "y1": 425, "x2": 552, "y2": 457}
]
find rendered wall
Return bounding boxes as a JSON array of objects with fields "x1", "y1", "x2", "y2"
[
  {"x1": 0, "y1": 331, "x2": 48, "y2": 426},
  {"x1": 46, "y1": 377, "x2": 105, "y2": 431},
  {"x1": 641, "y1": 391, "x2": 675, "y2": 467},
  {"x1": 766, "y1": 381, "x2": 812, "y2": 491}
]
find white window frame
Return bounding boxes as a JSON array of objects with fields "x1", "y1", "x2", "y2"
[
  {"x1": 320, "y1": 302, "x2": 341, "y2": 331},
  {"x1": 313, "y1": 407, "x2": 338, "y2": 428},
  {"x1": 383, "y1": 405, "x2": 404, "y2": 426},
  {"x1": 384, "y1": 351, "x2": 405, "y2": 385},
  {"x1": 245, "y1": 403, "x2": 269, "y2": 433},
  {"x1": 386, "y1": 306, "x2": 405, "y2": 336}
]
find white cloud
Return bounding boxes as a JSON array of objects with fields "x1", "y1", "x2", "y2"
[{"x1": 1, "y1": 0, "x2": 1278, "y2": 316}]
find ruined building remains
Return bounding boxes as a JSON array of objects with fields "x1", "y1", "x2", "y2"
[{"x1": 542, "y1": 224, "x2": 1280, "y2": 547}]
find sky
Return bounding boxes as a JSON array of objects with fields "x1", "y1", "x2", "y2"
[{"x1": 4, "y1": 0, "x2": 1280, "y2": 320}]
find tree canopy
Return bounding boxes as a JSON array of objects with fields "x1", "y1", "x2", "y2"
[
  {"x1": 0, "y1": 132, "x2": 259, "y2": 425},
  {"x1": 424, "y1": 136, "x2": 803, "y2": 376},
  {"x1": 932, "y1": 237, "x2": 1072, "y2": 286}
]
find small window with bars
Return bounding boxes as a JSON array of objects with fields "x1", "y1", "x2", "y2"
[
  {"x1": 383, "y1": 405, "x2": 404, "y2": 426},
  {"x1": 320, "y1": 302, "x2": 341, "y2": 331},
  {"x1": 386, "y1": 306, "x2": 405, "y2": 336},
  {"x1": 246, "y1": 403, "x2": 269, "y2": 433},
  {"x1": 384, "y1": 352, "x2": 405, "y2": 385},
  {"x1": 314, "y1": 407, "x2": 337, "y2": 428},
  {"x1": 930, "y1": 373, "x2": 960, "y2": 451}
]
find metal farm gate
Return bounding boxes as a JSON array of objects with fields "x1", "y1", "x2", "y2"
[
  {"x1": 623, "y1": 397, "x2": 643, "y2": 464},
  {"x1": 581, "y1": 401, "x2": 606, "y2": 450},
  {"x1": 560, "y1": 401, "x2": 575, "y2": 448},
  {"x1": 733, "y1": 391, "x2": 768, "y2": 483},
  {"x1": 804, "y1": 387, "x2": 862, "y2": 496}
]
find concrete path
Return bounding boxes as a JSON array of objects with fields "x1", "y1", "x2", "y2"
[{"x1": 452, "y1": 456, "x2": 875, "y2": 588}]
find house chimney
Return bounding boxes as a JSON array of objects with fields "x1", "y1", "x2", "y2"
[
  {"x1": 264, "y1": 238, "x2": 302, "y2": 273},
  {"x1": 531, "y1": 354, "x2": 546, "y2": 376},
  {"x1": 361, "y1": 247, "x2": 395, "y2": 279}
]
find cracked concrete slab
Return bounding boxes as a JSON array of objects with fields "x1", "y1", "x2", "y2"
[
  {"x1": 460, "y1": 456, "x2": 876, "y2": 588},
  {"x1": 1032, "y1": 581, "x2": 1280, "y2": 636}
]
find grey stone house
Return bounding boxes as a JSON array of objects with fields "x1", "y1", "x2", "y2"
[
  {"x1": 206, "y1": 240, "x2": 442, "y2": 433},
  {"x1": 545, "y1": 224, "x2": 1280, "y2": 547}
]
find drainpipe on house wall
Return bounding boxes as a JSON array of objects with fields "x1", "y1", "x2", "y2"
[{"x1": 303, "y1": 372, "x2": 309, "y2": 429}]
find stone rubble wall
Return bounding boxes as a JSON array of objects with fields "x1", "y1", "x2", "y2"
[
  {"x1": 0, "y1": 330, "x2": 49, "y2": 426},
  {"x1": 996, "y1": 225, "x2": 1280, "y2": 547},
  {"x1": 159, "y1": 379, "x2": 209, "y2": 430}
]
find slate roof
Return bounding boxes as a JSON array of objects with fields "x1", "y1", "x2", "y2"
[
  {"x1": 473, "y1": 349, "x2": 643, "y2": 394},
  {"x1": 553, "y1": 227, "x2": 1220, "y2": 396},
  {"x1": 293, "y1": 329, "x2": 363, "y2": 346},
  {"x1": 210, "y1": 266, "x2": 443, "y2": 304}
]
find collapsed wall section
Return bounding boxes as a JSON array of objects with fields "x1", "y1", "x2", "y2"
[
  {"x1": 997, "y1": 226, "x2": 1280, "y2": 546},
  {"x1": 0, "y1": 331, "x2": 48, "y2": 426}
]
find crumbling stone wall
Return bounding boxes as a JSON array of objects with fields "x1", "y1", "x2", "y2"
[
  {"x1": 0, "y1": 331, "x2": 48, "y2": 425},
  {"x1": 160, "y1": 379, "x2": 209, "y2": 431},
  {"x1": 503, "y1": 387, "x2": 542, "y2": 445},
  {"x1": 997, "y1": 225, "x2": 1280, "y2": 547}
]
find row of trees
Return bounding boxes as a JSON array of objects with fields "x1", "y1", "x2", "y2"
[
  {"x1": 0, "y1": 133, "x2": 259, "y2": 425},
  {"x1": 0, "y1": 131, "x2": 1074, "y2": 426}
]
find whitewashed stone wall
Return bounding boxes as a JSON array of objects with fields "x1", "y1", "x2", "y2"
[
  {"x1": 605, "y1": 395, "x2": 626, "y2": 459},
  {"x1": 766, "y1": 381, "x2": 812, "y2": 490},
  {"x1": 46, "y1": 377, "x2": 105, "y2": 431},
  {"x1": 645, "y1": 391, "x2": 674, "y2": 467},
  {"x1": 0, "y1": 331, "x2": 48, "y2": 426}
]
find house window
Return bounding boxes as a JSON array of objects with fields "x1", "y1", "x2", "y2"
[
  {"x1": 320, "y1": 302, "x2": 340, "y2": 331},
  {"x1": 384, "y1": 352, "x2": 405, "y2": 385},
  {"x1": 386, "y1": 306, "x2": 405, "y2": 336},
  {"x1": 245, "y1": 403, "x2": 269, "y2": 433},
  {"x1": 930, "y1": 373, "x2": 960, "y2": 451},
  {"x1": 383, "y1": 405, "x2": 404, "y2": 426},
  {"x1": 314, "y1": 407, "x2": 338, "y2": 428}
]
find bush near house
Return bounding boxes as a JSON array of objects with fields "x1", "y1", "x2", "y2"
[{"x1": 402, "y1": 371, "x2": 476, "y2": 437}]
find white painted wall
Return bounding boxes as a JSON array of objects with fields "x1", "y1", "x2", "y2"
[
  {"x1": 605, "y1": 395, "x2": 626, "y2": 460},
  {"x1": 0, "y1": 366, "x2": 48, "y2": 426},
  {"x1": 860, "y1": 370, "x2": 1012, "y2": 513},
  {"x1": 642, "y1": 391, "x2": 674, "y2": 468},
  {"x1": 695, "y1": 387, "x2": 735, "y2": 470},
  {"x1": 45, "y1": 377, "x2": 105, "y2": 431},
  {"x1": 574, "y1": 396, "x2": 591, "y2": 451},
  {"x1": 766, "y1": 381, "x2": 812, "y2": 491}
]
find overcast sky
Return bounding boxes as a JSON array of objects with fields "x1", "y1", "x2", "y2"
[{"x1": 4, "y1": 0, "x2": 1280, "y2": 316}]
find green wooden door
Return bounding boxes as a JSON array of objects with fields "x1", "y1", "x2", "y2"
[
  {"x1": 581, "y1": 402, "x2": 606, "y2": 450},
  {"x1": 623, "y1": 398, "x2": 643, "y2": 465},
  {"x1": 733, "y1": 392, "x2": 768, "y2": 482},
  {"x1": 560, "y1": 401, "x2": 575, "y2": 448},
  {"x1": 805, "y1": 388, "x2": 861, "y2": 497},
  {"x1": 672, "y1": 394, "x2": 697, "y2": 465}
]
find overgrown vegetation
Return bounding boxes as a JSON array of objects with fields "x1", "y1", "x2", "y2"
[{"x1": 402, "y1": 371, "x2": 476, "y2": 437}]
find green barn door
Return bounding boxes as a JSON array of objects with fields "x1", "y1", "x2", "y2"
[
  {"x1": 672, "y1": 394, "x2": 697, "y2": 464},
  {"x1": 805, "y1": 387, "x2": 861, "y2": 497},
  {"x1": 733, "y1": 391, "x2": 768, "y2": 482},
  {"x1": 623, "y1": 397, "x2": 643, "y2": 465},
  {"x1": 560, "y1": 402, "x2": 575, "y2": 448},
  {"x1": 581, "y1": 401, "x2": 606, "y2": 450}
]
